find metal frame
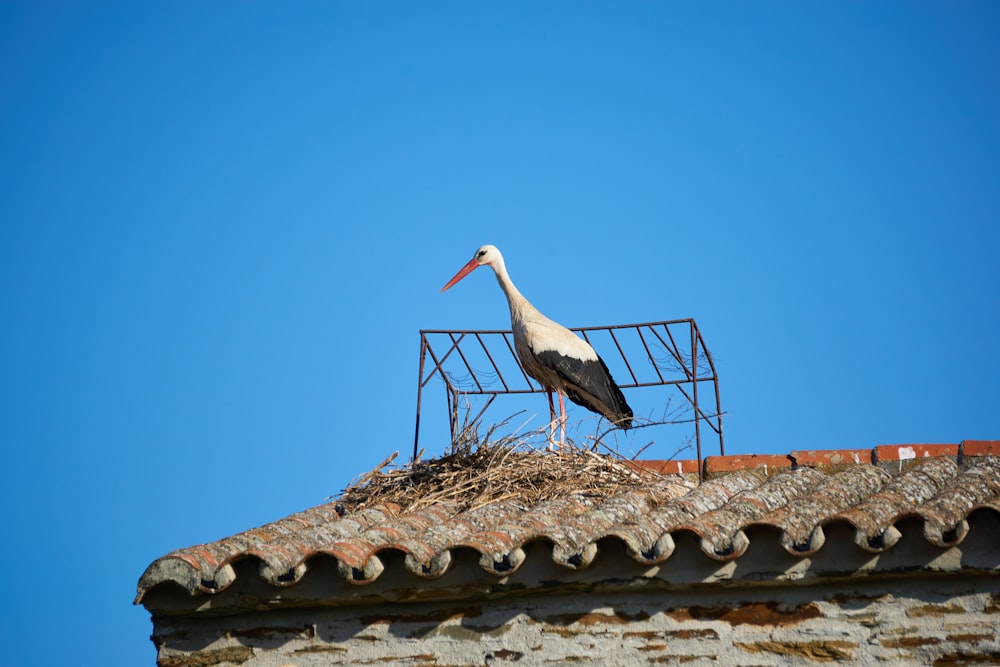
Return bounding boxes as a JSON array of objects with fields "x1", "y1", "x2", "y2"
[{"x1": 413, "y1": 319, "x2": 724, "y2": 471}]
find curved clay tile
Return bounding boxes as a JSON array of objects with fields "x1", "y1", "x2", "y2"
[{"x1": 135, "y1": 446, "x2": 1000, "y2": 604}]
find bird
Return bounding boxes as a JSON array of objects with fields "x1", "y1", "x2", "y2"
[{"x1": 441, "y1": 244, "x2": 633, "y2": 443}]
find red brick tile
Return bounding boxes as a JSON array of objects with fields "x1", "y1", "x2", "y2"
[
  {"x1": 791, "y1": 449, "x2": 873, "y2": 467},
  {"x1": 703, "y1": 453, "x2": 792, "y2": 477},
  {"x1": 875, "y1": 444, "x2": 959, "y2": 462},
  {"x1": 961, "y1": 440, "x2": 1000, "y2": 457},
  {"x1": 628, "y1": 459, "x2": 700, "y2": 475}
]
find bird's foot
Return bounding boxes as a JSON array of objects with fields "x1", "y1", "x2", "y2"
[
  {"x1": 546, "y1": 418, "x2": 559, "y2": 451},
  {"x1": 545, "y1": 432, "x2": 560, "y2": 452}
]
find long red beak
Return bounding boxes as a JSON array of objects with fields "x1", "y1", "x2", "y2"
[{"x1": 441, "y1": 258, "x2": 480, "y2": 292}]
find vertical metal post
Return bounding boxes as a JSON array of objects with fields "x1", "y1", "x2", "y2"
[
  {"x1": 691, "y1": 322, "x2": 703, "y2": 481},
  {"x1": 714, "y1": 374, "x2": 725, "y2": 456},
  {"x1": 413, "y1": 333, "x2": 428, "y2": 461},
  {"x1": 448, "y1": 387, "x2": 459, "y2": 444}
]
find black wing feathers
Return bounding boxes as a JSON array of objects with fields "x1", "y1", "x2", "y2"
[{"x1": 535, "y1": 349, "x2": 633, "y2": 429}]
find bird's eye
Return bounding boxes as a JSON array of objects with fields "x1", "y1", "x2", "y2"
[{"x1": 477, "y1": 250, "x2": 486, "y2": 258}]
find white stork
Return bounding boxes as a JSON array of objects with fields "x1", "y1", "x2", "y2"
[{"x1": 441, "y1": 244, "x2": 633, "y2": 442}]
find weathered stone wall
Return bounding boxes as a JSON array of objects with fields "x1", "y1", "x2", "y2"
[{"x1": 152, "y1": 573, "x2": 1000, "y2": 666}]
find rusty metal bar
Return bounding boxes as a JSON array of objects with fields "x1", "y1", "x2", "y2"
[
  {"x1": 691, "y1": 321, "x2": 702, "y2": 480},
  {"x1": 573, "y1": 317, "x2": 694, "y2": 332},
  {"x1": 467, "y1": 394, "x2": 498, "y2": 434},
  {"x1": 635, "y1": 326, "x2": 666, "y2": 384},
  {"x1": 474, "y1": 332, "x2": 511, "y2": 393},
  {"x1": 415, "y1": 319, "x2": 724, "y2": 479},
  {"x1": 696, "y1": 326, "x2": 726, "y2": 455},
  {"x1": 655, "y1": 324, "x2": 690, "y2": 379},
  {"x1": 420, "y1": 334, "x2": 461, "y2": 388},
  {"x1": 448, "y1": 332, "x2": 485, "y2": 393},
  {"x1": 448, "y1": 377, "x2": 707, "y2": 394},
  {"x1": 501, "y1": 331, "x2": 537, "y2": 388},
  {"x1": 608, "y1": 328, "x2": 640, "y2": 385},
  {"x1": 413, "y1": 334, "x2": 428, "y2": 461}
]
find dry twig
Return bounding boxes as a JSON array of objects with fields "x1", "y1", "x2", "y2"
[{"x1": 335, "y1": 413, "x2": 690, "y2": 513}]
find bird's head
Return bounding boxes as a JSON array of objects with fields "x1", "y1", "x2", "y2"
[{"x1": 441, "y1": 244, "x2": 503, "y2": 292}]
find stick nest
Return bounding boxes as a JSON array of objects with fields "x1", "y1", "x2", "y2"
[{"x1": 335, "y1": 417, "x2": 692, "y2": 514}]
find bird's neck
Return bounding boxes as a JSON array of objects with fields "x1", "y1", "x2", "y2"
[{"x1": 491, "y1": 259, "x2": 533, "y2": 322}]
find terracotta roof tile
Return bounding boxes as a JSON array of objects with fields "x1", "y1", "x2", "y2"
[
  {"x1": 876, "y1": 443, "x2": 961, "y2": 462},
  {"x1": 789, "y1": 448, "x2": 872, "y2": 469},
  {"x1": 135, "y1": 442, "x2": 1000, "y2": 604},
  {"x1": 762, "y1": 464, "x2": 890, "y2": 554},
  {"x1": 704, "y1": 453, "x2": 792, "y2": 477},
  {"x1": 627, "y1": 459, "x2": 701, "y2": 475},
  {"x1": 963, "y1": 439, "x2": 1000, "y2": 457}
]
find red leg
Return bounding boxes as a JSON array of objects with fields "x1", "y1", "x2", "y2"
[
  {"x1": 557, "y1": 390, "x2": 567, "y2": 444},
  {"x1": 546, "y1": 389, "x2": 557, "y2": 447}
]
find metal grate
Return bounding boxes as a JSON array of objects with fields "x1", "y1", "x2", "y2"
[{"x1": 413, "y1": 318, "x2": 724, "y2": 473}]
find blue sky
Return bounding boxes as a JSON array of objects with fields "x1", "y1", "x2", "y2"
[{"x1": 2, "y1": 2, "x2": 998, "y2": 664}]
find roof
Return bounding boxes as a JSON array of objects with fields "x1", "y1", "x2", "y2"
[{"x1": 135, "y1": 440, "x2": 1000, "y2": 607}]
